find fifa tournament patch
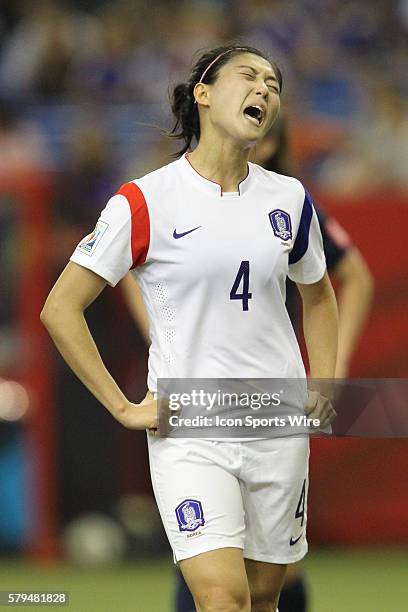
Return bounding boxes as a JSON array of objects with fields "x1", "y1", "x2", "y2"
[
  {"x1": 269, "y1": 209, "x2": 292, "y2": 241},
  {"x1": 77, "y1": 219, "x2": 109, "y2": 256},
  {"x1": 175, "y1": 499, "x2": 205, "y2": 532}
]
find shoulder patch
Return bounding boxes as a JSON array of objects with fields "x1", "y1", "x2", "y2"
[
  {"x1": 269, "y1": 209, "x2": 292, "y2": 241},
  {"x1": 77, "y1": 219, "x2": 109, "y2": 256}
]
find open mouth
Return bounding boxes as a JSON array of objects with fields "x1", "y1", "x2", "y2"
[{"x1": 243, "y1": 105, "x2": 265, "y2": 126}]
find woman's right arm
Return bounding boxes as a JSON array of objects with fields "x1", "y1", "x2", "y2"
[{"x1": 40, "y1": 261, "x2": 157, "y2": 430}]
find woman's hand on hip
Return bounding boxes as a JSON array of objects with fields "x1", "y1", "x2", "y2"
[
  {"x1": 116, "y1": 391, "x2": 158, "y2": 432},
  {"x1": 305, "y1": 390, "x2": 337, "y2": 429}
]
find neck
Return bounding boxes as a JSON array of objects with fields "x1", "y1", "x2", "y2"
[{"x1": 187, "y1": 138, "x2": 252, "y2": 193}]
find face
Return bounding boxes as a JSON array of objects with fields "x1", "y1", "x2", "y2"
[{"x1": 195, "y1": 52, "x2": 281, "y2": 146}]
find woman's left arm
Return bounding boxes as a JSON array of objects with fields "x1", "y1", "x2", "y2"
[
  {"x1": 297, "y1": 272, "x2": 338, "y2": 428},
  {"x1": 297, "y1": 271, "x2": 338, "y2": 378}
]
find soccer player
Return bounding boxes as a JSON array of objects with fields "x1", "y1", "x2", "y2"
[
  {"x1": 41, "y1": 44, "x2": 338, "y2": 612},
  {"x1": 122, "y1": 115, "x2": 374, "y2": 612}
]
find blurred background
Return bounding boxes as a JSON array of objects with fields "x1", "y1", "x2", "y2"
[{"x1": 0, "y1": 0, "x2": 407, "y2": 610}]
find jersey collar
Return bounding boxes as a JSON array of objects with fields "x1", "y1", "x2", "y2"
[{"x1": 179, "y1": 153, "x2": 254, "y2": 197}]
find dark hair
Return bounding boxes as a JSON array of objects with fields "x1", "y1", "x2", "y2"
[{"x1": 168, "y1": 43, "x2": 283, "y2": 157}]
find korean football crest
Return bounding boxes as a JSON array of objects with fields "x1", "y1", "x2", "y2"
[
  {"x1": 269, "y1": 209, "x2": 292, "y2": 241},
  {"x1": 175, "y1": 499, "x2": 205, "y2": 532}
]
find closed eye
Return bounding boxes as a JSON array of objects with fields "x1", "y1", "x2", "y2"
[
  {"x1": 241, "y1": 73, "x2": 279, "y2": 94},
  {"x1": 267, "y1": 83, "x2": 280, "y2": 93}
]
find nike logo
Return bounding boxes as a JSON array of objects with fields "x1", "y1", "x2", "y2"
[
  {"x1": 173, "y1": 226, "x2": 202, "y2": 239},
  {"x1": 289, "y1": 533, "x2": 303, "y2": 546}
]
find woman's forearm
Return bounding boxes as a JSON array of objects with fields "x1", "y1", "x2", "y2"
[
  {"x1": 334, "y1": 249, "x2": 374, "y2": 377},
  {"x1": 300, "y1": 274, "x2": 338, "y2": 378},
  {"x1": 303, "y1": 294, "x2": 338, "y2": 377},
  {"x1": 336, "y1": 278, "x2": 373, "y2": 376},
  {"x1": 41, "y1": 304, "x2": 129, "y2": 419}
]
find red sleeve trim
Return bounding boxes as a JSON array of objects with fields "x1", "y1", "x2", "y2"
[{"x1": 116, "y1": 182, "x2": 150, "y2": 267}]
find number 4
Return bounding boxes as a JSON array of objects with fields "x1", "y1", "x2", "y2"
[
  {"x1": 230, "y1": 260, "x2": 252, "y2": 311},
  {"x1": 295, "y1": 479, "x2": 306, "y2": 526}
]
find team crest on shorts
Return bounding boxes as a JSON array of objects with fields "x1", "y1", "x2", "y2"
[
  {"x1": 77, "y1": 219, "x2": 109, "y2": 256},
  {"x1": 175, "y1": 499, "x2": 205, "y2": 532},
  {"x1": 269, "y1": 209, "x2": 292, "y2": 241}
]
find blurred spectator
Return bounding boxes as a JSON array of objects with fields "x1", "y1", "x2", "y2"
[
  {"x1": 126, "y1": 1, "x2": 233, "y2": 104},
  {"x1": 0, "y1": 0, "x2": 24, "y2": 46},
  {"x1": 318, "y1": 82, "x2": 408, "y2": 195},
  {"x1": 69, "y1": 2, "x2": 141, "y2": 101},
  {"x1": 0, "y1": 101, "x2": 49, "y2": 179},
  {"x1": 325, "y1": 0, "x2": 389, "y2": 55},
  {"x1": 399, "y1": 0, "x2": 408, "y2": 28},
  {"x1": 0, "y1": 0, "x2": 100, "y2": 99},
  {"x1": 239, "y1": 0, "x2": 313, "y2": 55},
  {"x1": 0, "y1": 0, "x2": 406, "y2": 192},
  {"x1": 53, "y1": 115, "x2": 119, "y2": 265}
]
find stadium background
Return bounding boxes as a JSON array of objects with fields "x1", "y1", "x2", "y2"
[{"x1": 0, "y1": 0, "x2": 407, "y2": 610}]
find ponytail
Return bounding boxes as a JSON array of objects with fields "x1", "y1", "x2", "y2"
[{"x1": 168, "y1": 81, "x2": 200, "y2": 157}]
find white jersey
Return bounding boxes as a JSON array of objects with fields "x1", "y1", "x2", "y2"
[{"x1": 70, "y1": 154, "x2": 326, "y2": 391}]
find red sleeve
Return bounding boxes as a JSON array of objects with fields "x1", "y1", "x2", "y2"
[{"x1": 116, "y1": 182, "x2": 150, "y2": 267}]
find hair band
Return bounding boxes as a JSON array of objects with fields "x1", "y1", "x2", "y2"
[{"x1": 197, "y1": 47, "x2": 247, "y2": 84}]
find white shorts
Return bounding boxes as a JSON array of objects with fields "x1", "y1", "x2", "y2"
[{"x1": 148, "y1": 435, "x2": 309, "y2": 563}]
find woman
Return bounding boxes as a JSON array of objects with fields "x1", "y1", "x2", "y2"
[{"x1": 41, "y1": 44, "x2": 338, "y2": 612}]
